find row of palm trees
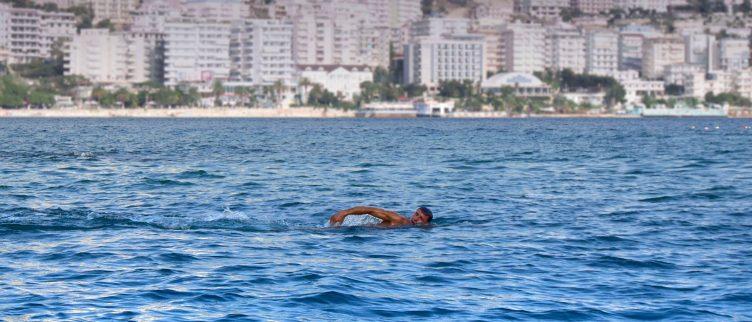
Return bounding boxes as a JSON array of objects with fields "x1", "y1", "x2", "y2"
[{"x1": 211, "y1": 79, "x2": 297, "y2": 107}]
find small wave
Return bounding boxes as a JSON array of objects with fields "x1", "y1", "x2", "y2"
[
  {"x1": 355, "y1": 162, "x2": 392, "y2": 168},
  {"x1": 216, "y1": 314, "x2": 252, "y2": 321},
  {"x1": 177, "y1": 170, "x2": 225, "y2": 179},
  {"x1": 415, "y1": 275, "x2": 448, "y2": 283},
  {"x1": 639, "y1": 195, "x2": 678, "y2": 203},
  {"x1": 158, "y1": 252, "x2": 198, "y2": 263},
  {"x1": 215, "y1": 265, "x2": 266, "y2": 273},
  {"x1": 140, "y1": 289, "x2": 195, "y2": 300},
  {"x1": 370, "y1": 307, "x2": 463, "y2": 318},
  {"x1": 241, "y1": 181, "x2": 263, "y2": 187},
  {"x1": 645, "y1": 284, "x2": 701, "y2": 292},
  {"x1": 279, "y1": 201, "x2": 306, "y2": 208},
  {"x1": 592, "y1": 235, "x2": 635, "y2": 243},
  {"x1": 0, "y1": 185, "x2": 10, "y2": 190},
  {"x1": 590, "y1": 255, "x2": 676, "y2": 270},
  {"x1": 142, "y1": 178, "x2": 195, "y2": 186},
  {"x1": 518, "y1": 308, "x2": 607, "y2": 320},
  {"x1": 288, "y1": 291, "x2": 365, "y2": 306},
  {"x1": 0, "y1": 206, "x2": 291, "y2": 232},
  {"x1": 717, "y1": 292, "x2": 752, "y2": 303},
  {"x1": 69, "y1": 151, "x2": 97, "y2": 159},
  {"x1": 426, "y1": 259, "x2": 473, "y2": 268},
  {"x1": 617, "y1": 308, "x2": 731, "y2": 320},
  {"x1": 191, "y1": 293, "x2": 231, "y2": 303}
]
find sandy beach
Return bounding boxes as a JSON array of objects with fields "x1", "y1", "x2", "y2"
[
  {"x1": 0, "y1": 107, "x2": 356, "y2": 118},
  {"x1": 0, "y1": 107, "x2": 652, "y2": 118}
]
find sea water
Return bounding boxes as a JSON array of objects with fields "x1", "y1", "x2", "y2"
[{"x1": 1, "y1": 118, "x2": 751, "y2": 320}]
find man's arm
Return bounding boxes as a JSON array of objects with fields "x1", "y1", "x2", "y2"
[{"x1": 329, "y1": 206, "x2": 405, "y2": 226}]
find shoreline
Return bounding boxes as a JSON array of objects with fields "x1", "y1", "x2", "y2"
[
  {"x1": 0, "y1": 107, "x2": 356, "y2": 118},
  {"x1": 0, "y1": 107, "x2": 741, "y2": 118}
]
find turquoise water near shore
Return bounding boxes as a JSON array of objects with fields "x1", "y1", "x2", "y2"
[{"x1": 1, "y1": 118, "x2": 751, "y2": 320}]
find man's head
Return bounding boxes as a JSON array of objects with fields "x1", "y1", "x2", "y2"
[{"x1": 411, "y1": 207, "x2": 433, "y2": 225}]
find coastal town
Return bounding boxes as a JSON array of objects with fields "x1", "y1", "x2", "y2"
[{"x1": 1, "y1": 0, "x2": 752, "y2": 117}]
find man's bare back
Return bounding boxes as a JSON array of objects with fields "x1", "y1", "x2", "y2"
[{"x1": 329, "y1": 206, "x2": 433, "y2": 227}]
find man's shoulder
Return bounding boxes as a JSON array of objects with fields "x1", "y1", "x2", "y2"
[{"x1": 394, "y1": 216, "x2": 411, "y2": 225}]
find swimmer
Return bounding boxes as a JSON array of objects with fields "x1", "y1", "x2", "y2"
[{"x1": 329, "y1": 206, "x2": 433, "y2": 227}]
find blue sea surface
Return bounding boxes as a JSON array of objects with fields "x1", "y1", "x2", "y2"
[{"x1": 1, "y1": 118, "x2": 751, "y2": 320}]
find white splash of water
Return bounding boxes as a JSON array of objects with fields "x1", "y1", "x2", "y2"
[
  {"x1": 326, "y1": 214, "x2": 382, "y2": 227},
  {"x1": 205, "y1": 207, "x2": 251, "y2": 221}
]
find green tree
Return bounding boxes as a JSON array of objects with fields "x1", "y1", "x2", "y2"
[
  {"x1": 421, "y1": 0, "x2": 434, "y2": 15},
  {"x1": 27, "y1": 89, "x2": 54, "y2": 107},
  {"x1": 235, "y1": 86, "x2": 256, "y2": 107},
  {"x1": 373, "y1": 67, "x2": 391, "y2": 84},
  {"x1": 403, "y1": 83, "x2": 427, "y2": 98},
  {"x1": 272, "y1": 80, "x2": 286, "y2": 106},
  {"x1": 605, "y1": 83, "x2": 626, "y2": 108},
  {"x1": 0, "y1": 75, "x2": 29, "y2": 108},
  {"x1": 359, "y1": 81, "x2": 379, "y2": 103},
  {"x1": 212, "y1": 80, "x2": 225, "y2": 107},
  {"x1": 560, "y1": 8, "x2": 583, "y2": 22},
  {"x1": 153, "y1": 87, "x2": 179, "y2": 107},
  {"x1": 298, "y1": 77, "x2": 312, "y2": 105},
  {"x1": 66, "y1": 5, "x2": 94, "y2": 31},
  {"x1": 741, "y1": 0, "x2": 752, "y2": 14},
  {"x1": 91, "y1": 87, "x2": 116, "y2": 107},
  {"x1": 705, "y1": 91, "x2": 752, "y2": 107},
  {"x1": 40, "y1": 2, "x2": 59, "y2": 12},
  {"x1": 95, "y1": 19, "x2": 115, "y2": 31},
  {"x1": 438, "y1": 80, "x2": 477, "y2": 99},
  {"x1": 308, "y1": 84, "x2": 341, "y2": 107},
  {"x1": 665, "y1": 84, "x2": 684, "y2": 96}
]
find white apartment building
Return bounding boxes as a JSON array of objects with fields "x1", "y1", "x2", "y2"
[
  {"x1": 129, "y1": 31, "x2": 164, "y2": 84},
  {"x1": 642, "y1": 37, "x2": 685, "y2": 79},
  {"x1": 734, "y1": 69, "x2": 752, "y2": 100},
  {"x1": 85, "y1": 0, "x2": 140, "y2": 25},
  {"x1": 229, "y1": 19, "x2": 295, "y2": 87},
  {"x1": 618, "y1": 33, "x2": 644, "y2": 72},
  {"x1": 472, "y1": 0, "x2": 514, "y2": 21},
  {"x1": 409, "y1": 17, "x2": 471, "y2": 39},
  {"x1": 31, "y1": 0, "x2": 78, "y2": 8},
  {"x1": 298, "y1": 65, "x2": 373, "y2": 101},
  {"x1": 473, "y1": 24, "x2": 504, "y2": 75},
  {"x1": 586, "y1": 30, "x2": 619, "y2": 76},
  {"x1": 501, "y1": 22, "x2": 546, "y2": 73},
  {"x1": 65, "y1": 29, "x2": 161, "y2": 84},
  {"x1": 403, "y1": 34, "x2": 485, "y2": 89},
  {"x1": 183, "y1": 0, "x2": 249, "y2": 21},
  {"x1": 717, "y1": 38, "x2": 750, "y2": 71},
  {"x1": 614, "y1": 0, "x2": 680, "y2": 13},
  {"x1": 618, "y1": 25, "x2": 660, "y2": 72},
  {"x1": 548, "y1": 26, "x2": 586, "y2": 74},
  {"x1": 684, "y1": 33, "x2": 715, "y2": 72},
  {"x1": 613, "y1": 70, "x2": 665, "y2": 103},
  {"x1": 573, "y1": 0, "x2": 615, "y2": 14},
  {"x1": 684, "y1": 71, "x2": 735, "y2": 98},
  {"x1": 289, "y1": 1, "x2": 389, "y2": 68},
  {"x1": 66, "y1": 29, "x2": 127, "y2": 84},
  {"x1": 163, "y1": 18, "x2": 232, "y2": 87},
  {"x1": 663, "y1": 63, "x2": 704, "y2": 86},
  {"x1": 131, "y1": 0, "x2": 183, "y2": 34},
  {"x1": 387, "y1": 0, "x2": 422, "y2": 30},
  {"x1": 515, "y1": 0, "x2": 569, "y2": 21},
  {"x1": 0, "y1": 4, "x2": 75, "y2": 64},
  {"x1": 0, "y1": 4, "x2": 10, "y2": 55}
]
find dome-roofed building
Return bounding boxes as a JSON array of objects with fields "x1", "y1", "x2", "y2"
[{"x1": 481, "y1": 72, "x2": 551, "y2": 98}]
